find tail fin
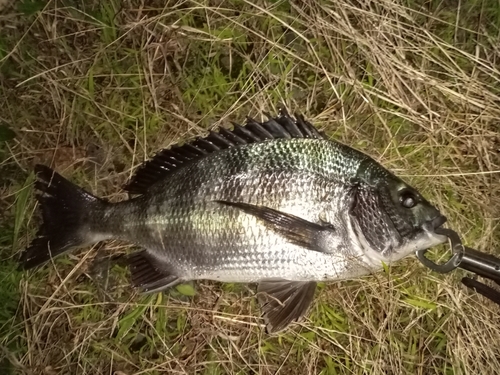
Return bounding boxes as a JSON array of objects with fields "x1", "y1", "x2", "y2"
[{"x1": 20, "y1": 165, "x2": 107, "y2": 270}]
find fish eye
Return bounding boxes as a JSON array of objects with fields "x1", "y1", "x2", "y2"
[{"x1": 399, "y1": 189, "x2": 417, "y2": 209}]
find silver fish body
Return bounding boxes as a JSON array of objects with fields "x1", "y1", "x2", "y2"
[
  {"x1": 21, "y1": 111, "x2": 448, "y2": 332},
  {"x1": 104, "y1": 139, "x2": 365, "y2": 282}
]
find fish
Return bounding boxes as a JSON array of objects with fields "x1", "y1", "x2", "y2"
[{"x1": 19, "y1": 108, "x2": 448, "y2": 333}]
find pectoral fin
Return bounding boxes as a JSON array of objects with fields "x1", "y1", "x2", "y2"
[
  {"x1": 216, "y1": 201, "x2": 334, "y2": 253},
  {"x1": 258, "y1": 279, "x2": 317, "y2": 333}
]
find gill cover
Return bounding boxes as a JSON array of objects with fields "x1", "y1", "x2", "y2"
[
  {"x1": 349, "y1": 183, "x2": 401, "y2": 254},
  {"x1": 352, "y1": 159, "x2": 444, "y2": 255}
]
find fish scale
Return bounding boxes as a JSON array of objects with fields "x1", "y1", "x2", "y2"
[
  {"x1": 104, "y1": 140, "x2": 360, "y2": 280},
  {"x1": 20, "y1": 110, "x2": 448, "y2": 332}
]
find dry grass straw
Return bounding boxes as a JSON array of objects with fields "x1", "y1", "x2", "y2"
[{"x1": 0, "y1": 0, "x2": 499, "y2": 374}]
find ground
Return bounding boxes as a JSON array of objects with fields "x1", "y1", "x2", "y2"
[{"x1": 0, "y1": 0, "x2": 499, "y2": 374}]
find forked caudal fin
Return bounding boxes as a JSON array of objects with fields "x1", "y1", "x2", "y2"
[{"x1": 20, "y1": 165, "x2": 108, "y2": 270}]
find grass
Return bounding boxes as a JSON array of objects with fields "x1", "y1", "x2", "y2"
[{"x1": 0, "y1": 0, "x2": 499, "y2": 374}]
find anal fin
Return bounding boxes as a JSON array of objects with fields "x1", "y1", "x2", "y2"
[
  {"x1": 258, "y1": 279, "x2": 317, "y2": 333},
  {"x1": 126, "y1": 251, "x2": 180, "y2": 294}
]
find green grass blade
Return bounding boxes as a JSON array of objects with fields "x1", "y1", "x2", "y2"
[{"x1": 12, "y1": 172, "x2": 34, "y2": 252}]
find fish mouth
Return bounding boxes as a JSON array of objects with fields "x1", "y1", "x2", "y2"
[
  {"x1": 430, "y1": 215, "x2": 447, "y2": 231},
  {"x1": 422, "y1": 214, "x2": 447, "y2": 236},
  {"x1": 396, "y1": 214, "x2": 448, "y2": 256}
]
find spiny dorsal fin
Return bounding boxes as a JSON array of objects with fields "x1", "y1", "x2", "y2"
[{"x1": 124, "y1": 109, "x2": 325, "y2": 195}]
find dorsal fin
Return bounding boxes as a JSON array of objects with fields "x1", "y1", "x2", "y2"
[{"x1": 124, "y1": 110, "x2": 326, "y2": 195}]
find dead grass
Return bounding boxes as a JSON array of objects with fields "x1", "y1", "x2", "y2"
[{"x1": 0, "y1": 0, "x2": 499, "y2": 374}]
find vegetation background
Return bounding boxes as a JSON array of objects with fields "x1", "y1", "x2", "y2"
[{"x1": 0, "y1": 0, "x2": 499, "y2": 374}]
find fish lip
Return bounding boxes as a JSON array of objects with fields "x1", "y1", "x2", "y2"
[
  {"x1": 430, "y1": 215, "x2": 447, "y2": 231},
  {"x1": 422, "y1": 215, "x2": 447, "y2": 235}
]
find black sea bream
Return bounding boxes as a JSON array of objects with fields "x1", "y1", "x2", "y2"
[{"x1": 21, "y1": 109, "x2": 448, "y2": 332}]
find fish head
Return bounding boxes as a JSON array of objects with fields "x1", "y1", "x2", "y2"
[{"x1": 352, "y1": 160, "x2": 448, "y2": 263}]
